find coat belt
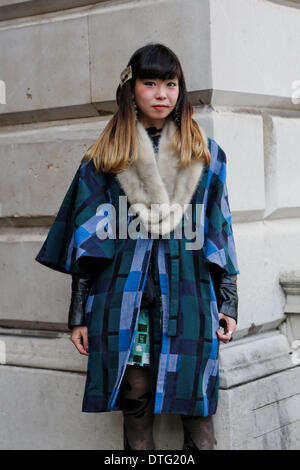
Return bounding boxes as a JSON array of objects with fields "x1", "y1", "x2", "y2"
[{"x1": 167, "y1": 238, "x2": 180, "y2": 337}]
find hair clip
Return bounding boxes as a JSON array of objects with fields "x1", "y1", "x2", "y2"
[{"x1": 120, "y1": 65, "x2": 132, "y2": 87}]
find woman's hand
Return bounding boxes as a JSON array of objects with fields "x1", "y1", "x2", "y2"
[
  {"x1": 216, "y1": 313, "x2": 236, "y2": 344},
  {"x1": 71, "y1": 326, "x2": 89, "y2": 355}
]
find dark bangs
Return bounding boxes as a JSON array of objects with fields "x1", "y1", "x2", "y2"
[{"x1": 129, "y1": 43, "x2": 182, "y2": 83}]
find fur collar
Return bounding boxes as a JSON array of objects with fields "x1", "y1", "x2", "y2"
[{"x1": 115, "y1": 118, "x2": 207, "y2": 236}]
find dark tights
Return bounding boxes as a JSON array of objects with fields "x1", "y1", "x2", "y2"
[
  {"x1": 119, "y1": 365, "x2": 215, "y2": 450},
  {"x1": 181, "y1": 415, "x2": 215, "y2": 450},
  {"x1": 120, "y1": 365, "x2": 156, "y2": 450}
]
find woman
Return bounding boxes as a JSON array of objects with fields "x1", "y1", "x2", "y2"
[{"x1": 35, "y1": 43, "x2": 239, "y2": 450}]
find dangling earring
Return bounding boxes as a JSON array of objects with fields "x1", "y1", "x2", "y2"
[
  {"x1": 174, "y1": 102, "x2": 181, "y2": 128},
  {"x1": 132, "y1": 97, "x2": 138, "y2": 122}
]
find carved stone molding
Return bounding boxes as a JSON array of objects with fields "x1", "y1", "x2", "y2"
[
  {"x1": 280, "y1": 271, "x2": 300, "y2": 314},
  {"x1": 279, "y1": 271, "x2": 300, "y2": 351}
]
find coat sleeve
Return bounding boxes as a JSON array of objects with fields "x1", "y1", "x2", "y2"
[
  {"x1": 208, "y1": 263, "x2": 239, "y2": 323},
  {"x1": 203, "y1": 141, "x2": 240, "y2": 276},
  {"x1": 35, "y1": 159, "x2": 115, "y2": 275}
]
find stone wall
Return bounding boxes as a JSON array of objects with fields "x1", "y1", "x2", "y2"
[{"x1": 0, "y1": 0, "x2": 300, "y2": 449}]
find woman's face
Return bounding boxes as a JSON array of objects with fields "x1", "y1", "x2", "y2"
[{"x1": 132, "y1": 77, "x2": 179, "y2": 128}]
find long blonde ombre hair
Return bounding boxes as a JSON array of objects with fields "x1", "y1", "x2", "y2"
[{"x1": 82, "y1": 43, "x2": 211, "y2": 173}]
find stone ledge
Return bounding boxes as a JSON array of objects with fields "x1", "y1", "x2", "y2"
[
  {"x1": 0, "y1": 328, "x2": 87, "y2": 372},
  {"x1": 0, "y1": 319, "x2": 68, "y2": 331},
  {"x1": 269, "y1": 0, "x2": 300, "y2": 9},
  {"x1": 0, "y1": 104, "x2": 103, "y2": 127},
  {"x1": 219, "y1": 330, "x2": 295, "y2": 388},
  {"x1": 0, "y1": 0, "x2": 109, "y2": 21}
]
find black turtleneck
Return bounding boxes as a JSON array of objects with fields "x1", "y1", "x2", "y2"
[{"x1": 146, "y1": 127, "x2": 162, "y2": 154}]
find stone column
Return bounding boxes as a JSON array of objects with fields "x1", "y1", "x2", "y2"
[{"x1": 280, "y1": 272, "x2": 300, "y2": 365}]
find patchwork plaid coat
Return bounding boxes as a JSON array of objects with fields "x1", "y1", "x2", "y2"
[{"x1": 35, "y1": 119, "x2": 239, "y2": 416}]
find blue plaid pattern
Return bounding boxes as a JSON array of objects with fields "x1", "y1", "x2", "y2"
[{"x1": 35, "y1": 137, "x2": 239, "y2": 416}]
